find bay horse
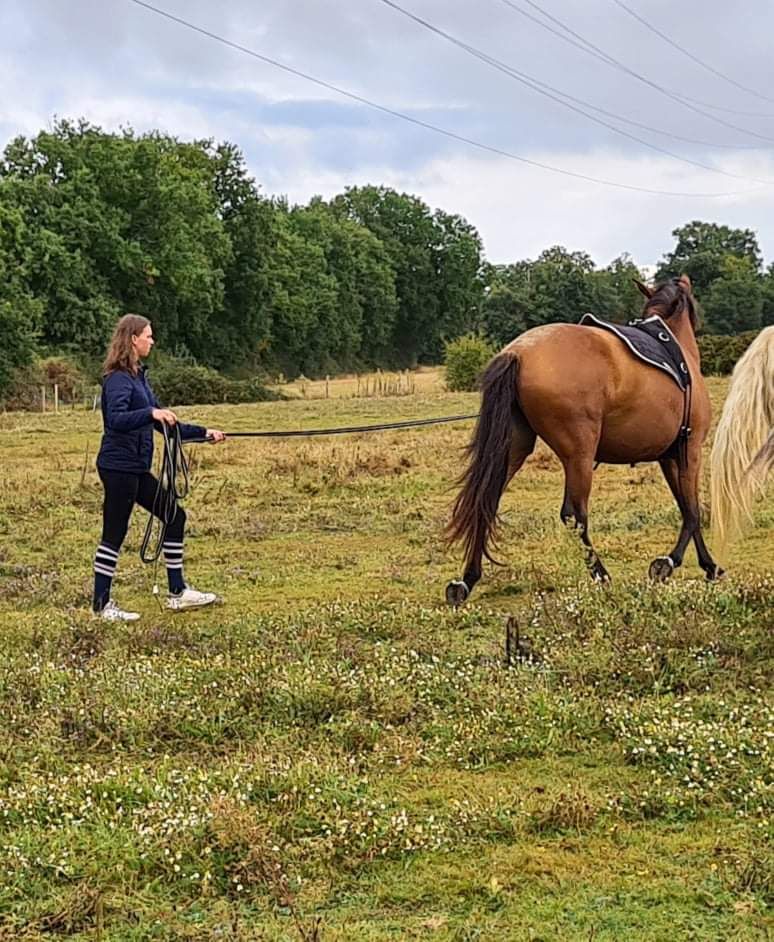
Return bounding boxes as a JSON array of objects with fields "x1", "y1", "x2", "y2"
[
  {"x1": 446, "y1": 274, "x2": 723, "y2": 605},
  {"x1": 710, "y1": 325, "x2": 774, "y2": 558}
]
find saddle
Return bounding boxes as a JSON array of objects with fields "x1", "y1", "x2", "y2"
[
  {"x1": 579, "y1": 312, "x2": 691, "y2": 391},
  {"x1": 579, "y1": 312, "x2": 692, "y2": 465}
]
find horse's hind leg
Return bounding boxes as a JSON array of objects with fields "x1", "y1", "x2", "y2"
[
  {"x1": 560, "y1": 454, "x2": 609, "y2": 583},
  {"x1": 446, "y1": 419, "x2": 535, "y2": 606},
  {"x1": 649, "y1": 456, "x2": 694, "y2": 582},
  {"x1": 693, "y1": 528, "x2": 724, "y2": 581},
  {"x1": 652, "y1": 453, "x2": 724, "y2": 582}
]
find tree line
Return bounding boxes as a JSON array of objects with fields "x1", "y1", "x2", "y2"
[
  {"x1": 479, "y1": 224, "x2": 774, "y2": 349},
  {"x1": 1, "y1": 119, "x2": 773, "y2": 396}
]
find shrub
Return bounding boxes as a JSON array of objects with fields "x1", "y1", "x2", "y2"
[
  {"x1": 37, "y1": 356, "x2": 88, "y2": 400},
  {"x1": 148, "y1": 357, "x2": 281, "y2": 406},
  {"x1": 444, "y1": 334, "x2": 495, "y2": 392},
  {"x1": 1, "y1": 355, "x2": 90, "y2": 410},
  {"x1": 221, "y1": 377, "x2": 283, "y2": 405},
  {"x1": 697, "y1": 331, "x2": 758, "y2": 375}
]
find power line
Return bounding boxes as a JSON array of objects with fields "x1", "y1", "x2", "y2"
[
  {"x1": 377, "y1": 0, "x2": 774, "y2": 185},
  {"x1": 511, "y1": 0, "x2": 774, "y2": 127},
  {"x1": 123, "y1": 0, "x2": 752, "y2": 198},
  {"x1": 612, "y1": 0, "x2": 774, "y2": 107},
  {"x1": 382, "y1": 0, "x2": 762, "y2": 151},
  {"x1": 501, "y1": 0, "x2": 774, "y2": 126}
]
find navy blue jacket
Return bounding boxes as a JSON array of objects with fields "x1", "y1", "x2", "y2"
[{"x1": 97, "y1": 366, "x2": 206, "y2": 473}]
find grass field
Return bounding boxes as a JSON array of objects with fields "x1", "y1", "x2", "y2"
[{"x1": 0, "y1": 370, "x2": 771, "y2": 940}]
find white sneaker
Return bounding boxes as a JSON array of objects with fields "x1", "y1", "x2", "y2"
[
  {"x1": 96, "y1": 600, "x2": 141, "y2": 623},
  {"x1": 166, "y1": 586, "x2": 218, "y2": 611}
]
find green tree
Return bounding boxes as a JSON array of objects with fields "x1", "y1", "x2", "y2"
[
  {"x1": 264, "y1": 210, "x2": 338, "y2": 377},
  {"x1": 430, "y1": 209, "x2": 485, "y2": 361},
  {"x1": 1, "y1": 121, "x2": 232, "y2": 362},
  {"x1": 482, "y1": 250, "x2": 645, "y2": 343},
  {"x1": 1, "y1": 132, "x2": 122, "y2": 352},
  {"x1": 528, "y1": 246, "x2": 599, "y2": 326},
  {"x1": 656, "y1": 220, "x2": 762, "y2": 296},
  {"x1": 480, "y1": 261, "x2": 532, "y2": 345},
  {"x1": 209, "y1": 142, "x2": 276, "y2": 369},
  {"x1": 331, "y1": 185, "x2": 483, "y2": 365},
  {"x1": 761, "y1": 263, "x2": 774, "y2": 328},
  {"x1": 349, "y1": 223, "x2": 399, "y2": 366},
  {"x1": 96, "y1": 132, "x2": 231, "y2": 361},
  {"x1": 702, "y1": 256, "x2": 763, "y2": 334},
  {"x1": 289, "y1": 200, "x2": 397, "y2": 370},
  {"x1": 0, "y1": 196, "x2": 40, "y2": 395},
  {"x1": 592, "y1": 254, "x2": 644, "y2": 323},
  {"x1": 332, "y1": 186, "x2": 437, "y2": 365}
]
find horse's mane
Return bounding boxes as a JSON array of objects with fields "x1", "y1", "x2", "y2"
[{"x1": 644, "y1": 277, "x2": 698, "y2": 330}]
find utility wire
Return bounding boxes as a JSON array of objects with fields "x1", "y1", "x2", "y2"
[
  {"x1": 612, "y1": 0, "x2": 774, "y2": 108},
  {"x1": 124, "y1": 0, "x2": 752, "y2": 198},
  {"x1": 523, "y1": 81, "x2": 765, "y2": 151},
  {"x1": 381, "y1": 0, "x2": 761, "y2": 150},
  {"x1": 377, "y1": 0, "x2": 774, "y2": 185},
  {"x1": 501, "y1": 0, "x2": 774, "y2": 124}
]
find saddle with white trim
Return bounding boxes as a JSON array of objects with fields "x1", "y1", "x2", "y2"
[
  {"x1": 579, "y1": 312, "x2": 693, "y2": 465},
  {"x1": 579, "y1": 312, "x2": 691, "y2": 392}
]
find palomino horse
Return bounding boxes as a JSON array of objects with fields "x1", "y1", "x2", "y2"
[
  {"x1": 446, "y1": 275, "x2": 723, "y2": 605},
  {"x1": 710, "y1": 325, "x2": 774, "y2": 558}
]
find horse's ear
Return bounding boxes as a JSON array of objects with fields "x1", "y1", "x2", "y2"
[
  {"x1": 677, "y1": 274, "x2": 692, "y2": 292},
  {"x1": 633, "y1": 278, "x2": 654, "y2": 299}
]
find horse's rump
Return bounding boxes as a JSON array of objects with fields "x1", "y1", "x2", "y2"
[{"x1": 509, "y1": 323, "x2": 688, "y2": 464}]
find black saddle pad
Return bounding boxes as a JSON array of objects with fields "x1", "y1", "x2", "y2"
[{"x1": 579, "y1": 313, "x2": 691, "y2": 391}]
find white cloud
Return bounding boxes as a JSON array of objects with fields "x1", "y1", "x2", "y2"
[
  {"x1": 253, "y1": 147, "x2": 774, "y2": 267},
  {"x1": 4, "y1": 0, "x2": 774, "y2": 269}
]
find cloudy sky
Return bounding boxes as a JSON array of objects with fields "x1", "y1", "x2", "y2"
[{"x1": 3, "y1": 0, "x2": 774, "y2": 268}]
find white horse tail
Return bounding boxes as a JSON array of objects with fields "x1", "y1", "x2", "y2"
[{"x1": 710, "y1": 325, "x2": 774, "y2": 559}]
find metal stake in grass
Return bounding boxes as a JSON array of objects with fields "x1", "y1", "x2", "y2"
[
  {"x1": 504, "y1": 614, "x2": 538, "y2": 666},
  {"x1": 504, "y1": 615, "x2": 518, "y2": 667}
]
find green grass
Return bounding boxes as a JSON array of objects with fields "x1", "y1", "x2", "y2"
[{"x1": 0, "y1": 375, "x2": 771, "y2": 940}]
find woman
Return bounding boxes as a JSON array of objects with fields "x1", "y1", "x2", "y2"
[{"x1": 93, "y1": 314, "x2": 226, "y2": 622}]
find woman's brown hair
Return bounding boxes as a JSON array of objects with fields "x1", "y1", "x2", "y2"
[{"x1": 103, "y1": 314, "x2": 150, "y2": 376}]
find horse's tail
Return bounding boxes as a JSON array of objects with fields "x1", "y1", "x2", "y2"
[
  {"x1": 710, "y1": 325, "x2": 774, "y2": 559},
  {"x1": 446, "y1": 349, "x2": 524, "y2": 566}
]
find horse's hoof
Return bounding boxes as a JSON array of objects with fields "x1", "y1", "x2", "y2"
[
  {"x1": 706, "y1": 565, "x2": 726, "y2": 582},
  {"x1": 445, "y1": 580, "x2": 470, "y2": 607},
  {"x1": 587, "y1": 552, "x2": 610, "y2": 584},
  {"x1": 649, "y1": 556, "x2": 675, "y2": 582}
]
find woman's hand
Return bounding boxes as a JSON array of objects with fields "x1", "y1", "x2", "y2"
[
  {"x1": 206, "y1": 429, "x2": 226, "y2": 444},
  {"x1": 152, "y1": 408, "x2": 178, "y2": 426}
]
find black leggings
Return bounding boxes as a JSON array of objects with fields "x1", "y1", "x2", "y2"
[{"x1": 98, "y1": 469, "x2": 186, "y2": 549}]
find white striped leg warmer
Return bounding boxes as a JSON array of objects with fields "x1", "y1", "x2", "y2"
[
  {"x1": 162, "y1": 540, "x2": 184, "y2": 571},
  {"x1": 162, "y1": 539, "x2": 186, "y2": 594},
  {"x1": 94, "y1": 542, "x2": 119, "y2": 578}
]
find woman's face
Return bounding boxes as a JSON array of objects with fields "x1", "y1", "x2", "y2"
[{"x1": 132, "y1": 324, "x2": 154, "y2": 359}]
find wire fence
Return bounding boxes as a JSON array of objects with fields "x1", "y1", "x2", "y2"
[{"x1": 1, "y1": 383, "x2": 102, "y2": 414}]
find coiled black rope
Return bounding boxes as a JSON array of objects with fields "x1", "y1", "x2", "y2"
[{"x1": 140, "y1": 422, "x2": 190, "y2": 564}]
